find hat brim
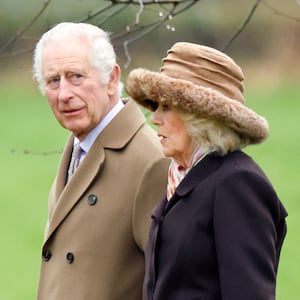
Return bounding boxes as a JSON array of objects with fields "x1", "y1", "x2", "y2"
[{"x1": 126, "y1": 68, "x2": 269, "y2": 144}]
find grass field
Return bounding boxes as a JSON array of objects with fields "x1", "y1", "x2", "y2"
[{"x1": 0, "y1": 78, "x2": 299, "y2": 299}]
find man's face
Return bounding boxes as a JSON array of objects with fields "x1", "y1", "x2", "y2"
[{"x1": 42, "y1": 37, "x2": 119, "y2": 140}]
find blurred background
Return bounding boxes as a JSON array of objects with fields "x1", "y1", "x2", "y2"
[{"x1": 0, "y1": 0, "x2": 299, "y2": 299}]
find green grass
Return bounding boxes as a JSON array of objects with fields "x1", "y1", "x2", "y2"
[
  {"x1": 0, "y1": 81, "x2": 68, "y2": 299},
  {"x1": 244, "y1": 83, "x2": 300, "y2": 300},
  {"x1": 0, "y1": 80, "x2": 299, "y2": 299}
]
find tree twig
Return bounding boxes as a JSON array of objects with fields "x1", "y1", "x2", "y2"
[
  {"x1": 10, "y1": 148, "x2": 62, "y2": 156},
  {"x1": 112, "y1": 0, "x2": 186, "y2": 4},
  {"x1": 261, "y1": 0, "x2": 300, "y2": 22},
  {"x1": 78, "y1": 2, "x2": 118, "y2": 23},
  {"x1": 113, "y1": 0, "x2": 199, "y2": 45},
  {"x1": 222, "y1": 0, "x2": 261, "y2": 51},
  {"x1": 0, "y1": 0, "x2": 53, "y2": 53},
  {"x1": 114, "y1": 2, "x2": 179, "y2": 67}
]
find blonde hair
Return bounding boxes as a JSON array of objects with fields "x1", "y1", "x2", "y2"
[{"x1": 175, "y1": 108, "x2": 251, "y2": 156}]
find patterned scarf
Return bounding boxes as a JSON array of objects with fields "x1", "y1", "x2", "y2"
[{"x1": 167, "y1": 147, "x2": 211, "y2": 200}]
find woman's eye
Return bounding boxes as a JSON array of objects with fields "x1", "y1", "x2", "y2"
[{"x1": 161, "y1": 104, "x2": 170, "y2": 111}]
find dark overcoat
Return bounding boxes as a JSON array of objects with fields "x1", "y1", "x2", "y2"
[
  {"x1": 37, "y1": 100, "x2": 169, "y2": 300},
  {"x1": 144, "y1": 151, "x2": 287, "y2": 300}
]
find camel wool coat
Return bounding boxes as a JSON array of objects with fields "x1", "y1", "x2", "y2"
[{"x1": 37, "y1": 100, "x2": 169, "y2": 300}]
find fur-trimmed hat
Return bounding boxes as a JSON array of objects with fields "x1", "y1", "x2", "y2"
[{"x1": 126, "y1": 42, "x2": 269, "y2": 144}]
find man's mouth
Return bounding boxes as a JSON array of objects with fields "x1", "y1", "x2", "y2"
[{"x1": 62, "y1": 107, "x2": 83, "y2": 116}]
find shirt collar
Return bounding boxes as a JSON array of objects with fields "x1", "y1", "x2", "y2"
[{"x1": 74, "y1": 99, "x2": 124, "y2": 154}]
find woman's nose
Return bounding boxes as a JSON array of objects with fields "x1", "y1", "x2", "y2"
[{"x1": 151, "y1": 110, "x2": 160, "y2": 126}]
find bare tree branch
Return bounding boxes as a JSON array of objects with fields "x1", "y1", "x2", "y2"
[
  {"x1": 78, "y1": 2, "x2": 127, "y2": 24},
  {"x1": 0, "y1": 0, "x2": 200, "y2": 59},
  {"x1": 0, "y1": 0, "x2": 53, "y2": 53},
  {"x1": 220, "y1": 0, "x2": 300, "y2": 52},
  {"x1": 135, "y1": 0, "x2": 145, "y2": 24},
  {"x1": 10, "y1": 148, "x2": 62, "y2": 156},
  {"x1": 222, "y1": 0, "x2": 261, "y2": 51},
  {"x1": 113, "y1": 0, "x2": 199, "y2": 45},
  {"x1": 1, "y1": 0, "x2": 297, "y2": 63},
  {"x1": 103, "y1": 0, "x2": 200, "y2": 67},
  {"x1": 112, "y1": 0, "x2": 188, "y2": 4},
  {"x1": 261, "y1": 0, "x2": 300, "y2": 22},
  {"x1": 114, "y1": 2, "x2": 179, "y2": 67}
]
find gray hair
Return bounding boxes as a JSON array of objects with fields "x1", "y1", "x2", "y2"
[
  {"x1": 175, "y1": 108, "x2": 252, "y2": 155},
  {"x1": 32, "y1": 22, "x2": 118, "y2": 95}
]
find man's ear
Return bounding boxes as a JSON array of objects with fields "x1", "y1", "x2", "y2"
[{"x1": 107, "y1": 64, "x2": 121, "y2": 97}]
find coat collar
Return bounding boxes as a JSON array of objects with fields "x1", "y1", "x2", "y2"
[
  {"x1": 98, "y1": 99, "x2": 145, "y2": 149},
  {"x1": 175, "y1": 152, "x2": 223, "y2": 197},
  {"x1": 45, "y1": 100, "x2": 146, "y2": 242},
  {"x1": 153, "y1": 152, "x2": 223, "y2": 218}
]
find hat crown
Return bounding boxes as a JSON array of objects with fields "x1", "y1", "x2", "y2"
[
  {"x1": 126, "y1": 42, "x2": 269, "y2": 145},
  {"x1": 160, "y1": 42, "x2": 245, "y2": 103}
]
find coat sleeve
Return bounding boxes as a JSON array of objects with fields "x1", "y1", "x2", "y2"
[
  {"x1": 132, "y1": 157, "x2": 169, "y2": 251},
  {"x1": 213, "y1": 168, "x2": 286, "y2": 300}
]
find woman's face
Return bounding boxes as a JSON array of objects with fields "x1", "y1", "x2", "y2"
[{"x1": 151, "y1": 103, "x2": 196, "y2": 168}]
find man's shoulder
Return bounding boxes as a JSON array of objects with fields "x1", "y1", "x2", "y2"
[{"x1": 133, "y1": 123, "x2": 163, "y2": 154}]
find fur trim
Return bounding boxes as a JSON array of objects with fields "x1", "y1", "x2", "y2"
[{"x1": 126, "y1": 68, "x2": 269, "y2": 144}]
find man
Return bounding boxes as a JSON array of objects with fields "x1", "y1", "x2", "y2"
[{"x1": 32, "y1": 22, "x2": 169, "y2": 300}]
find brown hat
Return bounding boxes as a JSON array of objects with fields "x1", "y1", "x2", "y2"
[{"x1": 126, "y1": 42, "x2": 269, "y2": 144}]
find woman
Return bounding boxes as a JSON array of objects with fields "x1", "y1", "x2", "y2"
[{"x1": 126, "y1": 42, "x2": 288, "y2": 300}]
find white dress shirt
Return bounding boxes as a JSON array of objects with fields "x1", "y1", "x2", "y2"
[{"x1": 73, "y1": 99, "x2": 125, "y2": 163}]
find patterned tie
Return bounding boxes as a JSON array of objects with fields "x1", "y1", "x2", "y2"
[{"x1": 67, "y1": 143, "x2": 82, "y2": 181}]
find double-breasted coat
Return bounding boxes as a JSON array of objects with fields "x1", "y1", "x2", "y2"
[
  {"x1": 143, "y1": 151, "x2": 287, "y2": 300},
  {"x1": 37, "y1": 100, "x2": 169, "y2": 300}
]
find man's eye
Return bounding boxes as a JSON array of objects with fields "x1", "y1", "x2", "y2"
[
  {"x1": 72, "y1": 74, "x2": 82, "y2": 79},
  {"x1": 47, "y1": 77, "x2": 60, "y2": 88},
  {"x1": 70, "y1": 73, "x2": 83, "y2": 84}
]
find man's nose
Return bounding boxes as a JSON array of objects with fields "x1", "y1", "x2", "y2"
[{"x1": 58, "y1": 78, "x2": 73, "y2": 102}]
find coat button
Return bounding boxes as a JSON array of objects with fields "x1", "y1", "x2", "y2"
[
  {"x1": 66, "y1": 252, "x2": 75, "y2": 264},
  {"x1": 88, "y1": 194, "x2": 97, "y2": 205},
  {"x1": 42, "y1": 248, "x2": 52, "y2": 261}
]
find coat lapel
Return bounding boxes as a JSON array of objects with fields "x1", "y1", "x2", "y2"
[
  {"x1": 44, "y1": 100, "x2": 146, "y2": 242},
  {"x1": 164, "y1": 152, "x2": 223, "y2": 214},
  {"x1": 46, "y1": 136, "x2": 106, "y2": 240}
]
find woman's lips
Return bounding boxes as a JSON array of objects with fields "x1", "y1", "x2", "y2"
[{"x1": 158, "y1": 134, "x2": 167, "y2": 144}]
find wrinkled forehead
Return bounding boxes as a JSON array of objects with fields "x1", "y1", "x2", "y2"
[
  {"x1": 41, "y1": 37, "x2": 91, "y2": 71},
  {"x1": 43, "y1": 33, "x2": 90, "y2": 54}
]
